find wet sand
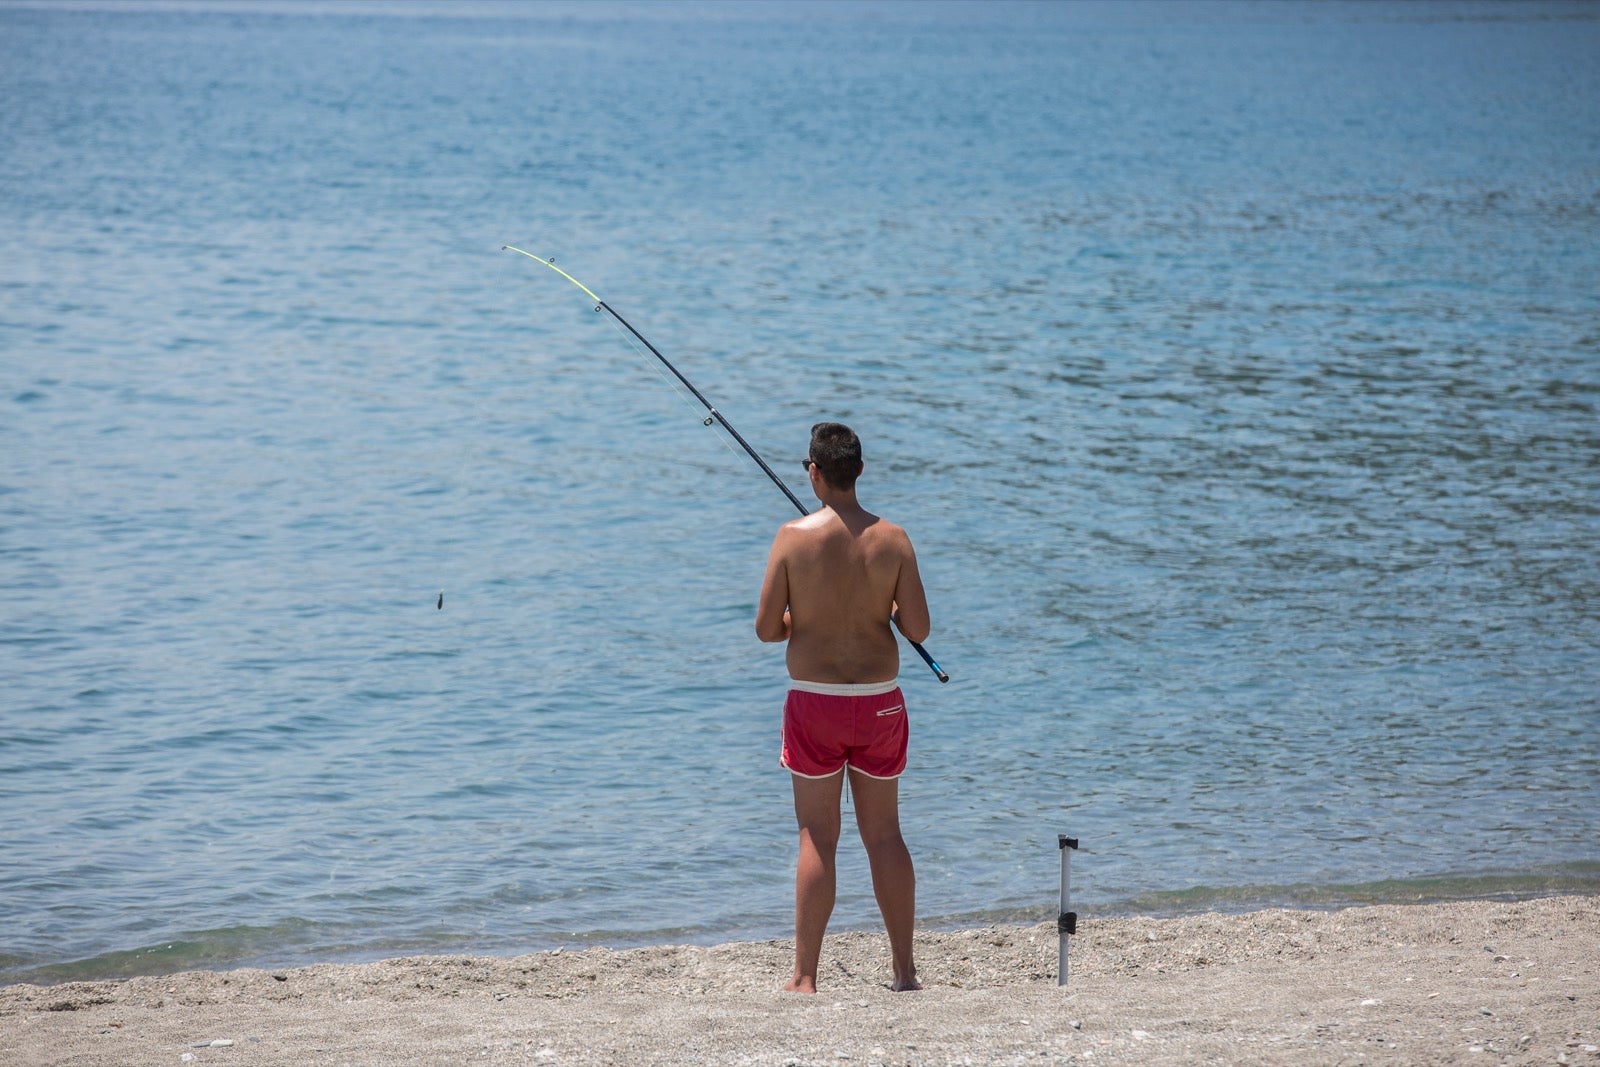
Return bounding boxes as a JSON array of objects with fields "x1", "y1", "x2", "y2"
[{"x1": 3, "y1": 896, "x2": 1596, "y2": 1066}]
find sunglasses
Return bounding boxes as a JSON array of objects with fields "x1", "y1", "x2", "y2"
[{"x1": 801, "y1": 459, "x2": 817, "y2": 474}]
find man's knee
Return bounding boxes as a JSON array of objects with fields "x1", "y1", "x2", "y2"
[
  {"x1": 857, "y1": 823, "x2": 907, "y2": 855},
  {"x1": 799, "y1": 822, "x2": 842, "y2": 854},
  {"x1": 852, "y1": 795, "x2": 905, "y2": 851}
]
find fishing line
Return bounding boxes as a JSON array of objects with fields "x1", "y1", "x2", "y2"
[{"x1": 503, "y1": 245, "x2": 949, "y2": 683}]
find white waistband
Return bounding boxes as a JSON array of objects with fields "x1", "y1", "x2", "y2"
[{"x1": 788, "y1": 678, "x2": 901, "y2": 696}]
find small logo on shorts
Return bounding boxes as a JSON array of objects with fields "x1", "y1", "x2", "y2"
[{"x1": 877, "y1": 704, "x2": 904, "y2": 717}]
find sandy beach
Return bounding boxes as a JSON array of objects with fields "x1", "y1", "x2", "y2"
[{"x1": 2, "y1": 895, "x2": 1595, "y2": 1066}]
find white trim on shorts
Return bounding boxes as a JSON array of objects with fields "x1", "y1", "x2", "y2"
[
  {"x1": 780, "y1": 759, "x2": 904, "y2": 781},
  {"x1": 782, "y1": 760, "x2": 848, "y2": 780},
  {"x1": 787, "y1": 678, "x2": 900, "y2": 697}
]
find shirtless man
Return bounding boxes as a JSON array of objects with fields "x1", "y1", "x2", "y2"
[{"x1": 755, "y1": 422, "x2": 931, "y2": 994}]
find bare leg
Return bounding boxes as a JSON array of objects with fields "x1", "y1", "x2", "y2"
[
  {"x1": 786, "y1": 771, "x2": 844, "y2": 993},
  {"x1": 848, "y1": 769, "x2": 920, "y2": 991}
]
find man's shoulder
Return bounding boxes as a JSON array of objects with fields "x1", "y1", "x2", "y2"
[
  {"x1": 773, "y1": 511, "x2": 833, "y2": 545},
  {"x1": 866, "y1": 513, "x2": 910, "y2": 541},
  {"x1": 847, "y1": 515, "x2": 912, "y2": 561},
  {"x1": 782, "y1": 512, "x2": 836, "y2": 534}
]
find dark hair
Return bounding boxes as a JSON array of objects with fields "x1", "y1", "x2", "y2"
[{"x1": 808, "y1": 422, "x2": 862, "y2": 490}]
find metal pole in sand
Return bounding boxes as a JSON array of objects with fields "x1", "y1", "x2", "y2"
[{"x1": 1058, "y1": 835, "x2": 1079, "y2": 986}]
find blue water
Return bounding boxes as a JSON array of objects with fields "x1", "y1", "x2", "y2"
[{"x1": 3, "y1": 0, "x2": 1598, "y2": 985}]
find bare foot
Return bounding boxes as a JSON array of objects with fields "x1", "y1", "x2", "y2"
[
  {"x1": 784, "y1": 976, "x2": 818, "y2": 993},
  {"x1": 890, "y1": 972, "x2": 922, "y2": 992}
]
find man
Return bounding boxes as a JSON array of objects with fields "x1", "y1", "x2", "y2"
[{"x1": 755, "y1": 422, "x2": 931, "y2": 993}]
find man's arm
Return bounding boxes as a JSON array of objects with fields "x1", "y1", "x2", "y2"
[
  {"x1": 889, "y1": 530, "x2": 930, "y2": 644},
  {"x1": 755, "y1": 527, "x2": 793, "y2": 643}
]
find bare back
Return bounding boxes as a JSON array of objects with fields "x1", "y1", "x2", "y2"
[{"x1": 756, "y1": 503, "x2": 929, "y2": 684}]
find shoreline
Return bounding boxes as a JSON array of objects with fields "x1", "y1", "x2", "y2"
[
  {"x1": 14, "y1": 871, "x2": 1597, "y2": 990},
  {"x1": 3, "y1": 896, "x2": 1596, "y2": 1066}
]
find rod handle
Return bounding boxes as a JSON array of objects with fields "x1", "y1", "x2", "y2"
[{"x1": 909, "y1": 639, "x2": 949, "y2": 683}]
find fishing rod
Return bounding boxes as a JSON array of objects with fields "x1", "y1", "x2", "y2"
[{"x1": 503, "y1": 245, "x2": 949, "y2": 684}]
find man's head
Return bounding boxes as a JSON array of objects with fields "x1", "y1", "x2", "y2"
[{"x1": 806, "y1": 422, "x2": 863, "y2": 491}]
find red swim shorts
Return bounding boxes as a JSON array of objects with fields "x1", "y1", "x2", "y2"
[{"x1": 780, "y1": 679, "x2": 909, "y2": 780}]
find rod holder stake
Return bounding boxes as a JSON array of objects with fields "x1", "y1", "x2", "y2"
[{"x1": 1058, "y1": 835, "x2": 1079, "y2": 987}]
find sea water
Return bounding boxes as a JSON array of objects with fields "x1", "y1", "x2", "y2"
[{"x1": 2, "y1": 0, "x2": 1597, "y2": 984}]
